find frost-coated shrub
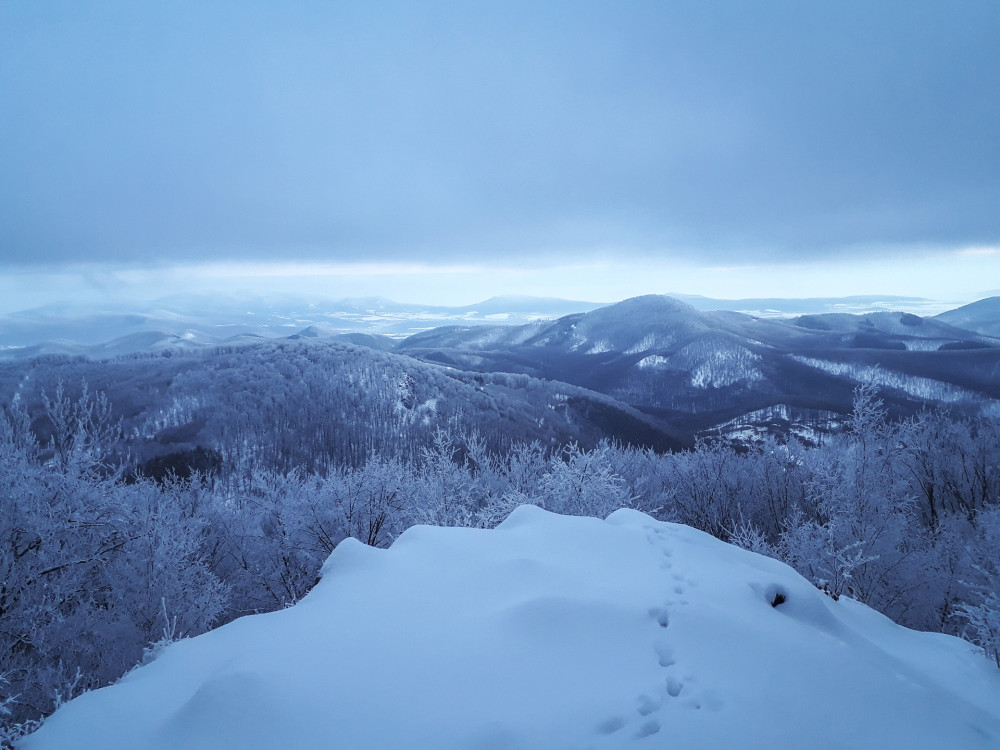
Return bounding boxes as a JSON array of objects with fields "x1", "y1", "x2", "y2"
[
  {"x1": 957, "y1": 588, "x2": 1000, "y2": 668},
  {"x1": 536, "y1": 443, "x2": 635, "y2": 518},
  {"x1": 0, "y1": 403, "x2": 227, "y2": 730}
]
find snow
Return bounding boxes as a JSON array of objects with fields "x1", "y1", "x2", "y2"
[
  {"x1": 635, "y1": 354, "x2": 670, "y2": 369},
  {"x1": 20, "y1": 507, "x2": 1000, "y2": 750},
  {"x1": 679, "y1": 343, "x2": 762, "y2": 388},
  {"x1": 624, "y1": 333, "x2": 670, "y2": 355},
  {"x1": 586, "y1": 340, "x2": 613, "y2": 354},
  {"x1": 791, "y1": 356, "x2": 982, "y2": 403}
]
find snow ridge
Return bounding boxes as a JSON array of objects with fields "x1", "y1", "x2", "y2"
[{"x1": 21, "y1": 507, "x2": 1000, "y2": 750}]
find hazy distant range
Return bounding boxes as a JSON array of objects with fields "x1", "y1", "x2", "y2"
[{"x1": 0, "y1": 293, "x2": 962, "y2": 356}]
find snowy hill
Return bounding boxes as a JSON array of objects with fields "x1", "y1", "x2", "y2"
[
  {"x1": 936, "y1": 296, "x2": 1000, "y2": 337},
  {"x1": 0, "y1": 294, "x2": 979, "y2": 358},
  {"x1": 21, "y1": 507, "x2": 1000, "y2": 750},
  {"x1": 398, "y1": 295, "x2": 1000, "y2": 439},
  {"x1": 0, "y1": 339, "x2": 685, "y2": 475},
  {"x1": 671, "y1": 293, "x2": 943, "y2": 317},
  {"x1": 0, "y1": 295, "x2": 604, "y2": 354}
]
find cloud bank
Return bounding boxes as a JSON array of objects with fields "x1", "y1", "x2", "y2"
[{"x1": 1, "y1": 1, "x2": 997, "y2": 273}]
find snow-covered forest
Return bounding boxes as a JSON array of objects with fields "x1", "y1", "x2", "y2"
[{"x1": 3, "y1": 370, "x2": 1000, "y2": 744}]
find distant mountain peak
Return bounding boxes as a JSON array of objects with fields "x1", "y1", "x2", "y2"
[{"x1": 615, "y1": 294, "x2": 699, "y2": 312}]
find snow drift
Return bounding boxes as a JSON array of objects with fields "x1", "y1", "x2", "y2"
[{"x1": 20, "y1": 507, "x2": 1000, "y2": 750}]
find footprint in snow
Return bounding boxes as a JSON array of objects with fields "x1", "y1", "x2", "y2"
[
  {"x1": 648, "y1": 607, "x2": 670, "y2": 628},
  {"x1": 666, "y1": 677, "x2": 684, "y2": 698},
  {"x1": 635, "y1": 719, "x2": 661, "y2": 738},
  {"x1": 636, "y1": 694, "x2": 661, "y2": 716},
  {"x1": 654, "y1": 641, "x2": 676, "y2": 668},
  {"x1": 594, "y1": 717, "x2": 625, "y2": 735}
]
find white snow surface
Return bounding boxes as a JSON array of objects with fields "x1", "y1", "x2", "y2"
[
  {"x1": 21, "y1": 507, "x2": 1000, "y2": 750},
  {"x1": 634, "y1": 354, "x2": 670, "y2": 369}
]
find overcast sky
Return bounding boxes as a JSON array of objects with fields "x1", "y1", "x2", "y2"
[{"x1": 1, "y1": 0, "x2": 998, "y2": 310}]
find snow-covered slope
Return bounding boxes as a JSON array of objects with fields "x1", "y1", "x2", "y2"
[
  {"x1": 21, "y1": 507, "x2": 1000, "y2": 750},
  {"x1": 936, "y1": 296, "x2": 1000, "y2": 337},
  {"x1": 0, "y1": 295, "x2": 604, "y2": 354},
  {"x1": 397, "y1": 295, "x2": 1000, "y2": 437}
]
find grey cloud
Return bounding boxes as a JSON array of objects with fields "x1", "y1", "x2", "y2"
[{"x1": 1, "y1": 0, "x2": 997, "y2": 268}]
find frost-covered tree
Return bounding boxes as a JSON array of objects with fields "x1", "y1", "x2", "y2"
[
  {"x1": 780, "y1": 383, "x2": 916, "y2": 612},
  {"x1": 953, "y1": 507, "x2": 1000, "y2": 666},
  {"x1": 39, "y1": 380, "x2": 122, "y2": 476},
  {"x1": 0, "y1": 391, "x2": 226, "y2": 735},
  {"x1": 405, "y1": 429, "x2": 482, "y2": 528},
  {"x1": 536, "y1": 442, "x2": 635, "y2": 518},
  {"x1": 660, "y1": 437, "x2": 761, "y2": 538}
]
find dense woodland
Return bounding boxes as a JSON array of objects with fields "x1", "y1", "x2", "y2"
[
  {"x1": 2, "y1": 345, "x2": 1000, "y2": 744},
  {"x1": 0, "y1": 341, "x2": 685, "y2": 474}
]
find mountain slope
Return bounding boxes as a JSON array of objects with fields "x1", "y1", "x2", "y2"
[
  {"x1": 0, "y1": 295, "x2": 604, "y2": 353},
  {"x1": 0, "y1": 338, "x2": 686, "y2": 474},
  {"x1": 398, "y1": 295, "x2": 1000, "y2": 437},
  {"x1": 935, "y1": 296, "x2": 1000, "y2": 337},
  {"x1": 21, "y1": 507, "x2": 1000, "y2": 750},
  {"x1": 670, "y1": 293, "x2": 940, "y2": 316}
]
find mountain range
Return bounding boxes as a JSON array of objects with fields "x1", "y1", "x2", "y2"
[
  {"x1": 395, "y1": 295, "x2": 1000, "y2": 440},
  {"x1": 0, "y1": 294, "x2": 605, "y2": 352},
  {"x1": 2, "y1": 294, "x2": 998, "y2": 444},
  {"x1": 0, "y1": 293, "x2": 983, "y2": 355}
]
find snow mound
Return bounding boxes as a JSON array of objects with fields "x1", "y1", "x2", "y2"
[{"x1": 21, "y1": 507, "x2": 1000, "y2": 750}]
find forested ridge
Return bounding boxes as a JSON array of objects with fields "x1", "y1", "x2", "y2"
[
  {"x1": 2, "y1": 342, "x2": 1000, "y2": 745},
  {"x1": 396, "y1": 296, "x2": 1000, "y2": 439},
  {"x1": 0, "y1": 340, "x2": 684, "y2": 475}
]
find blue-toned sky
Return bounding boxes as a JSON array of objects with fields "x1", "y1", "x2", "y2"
[{"x1": 1, "y1": 0, "x2": 998, "y2": 311}]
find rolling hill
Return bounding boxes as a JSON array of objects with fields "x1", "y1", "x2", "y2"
[
  {"x1": 935, "y1": 296, "x2": 1000, "y2": 337},
  {"x1": 0, "y1": 338, "x2": 687, "y2": 478},
  {"x1": 396, "y1": 295, "x2": 1000, "y2": 440},
  {"x1": 4, "y1": 294, "x2": 998, "y2": 445}
]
